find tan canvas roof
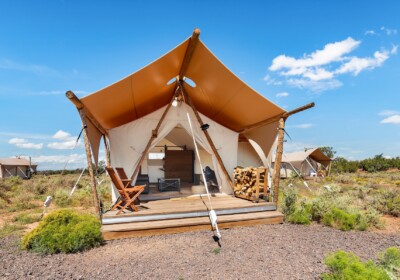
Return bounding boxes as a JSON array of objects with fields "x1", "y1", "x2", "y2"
[
  {"x1": 282, "y1": 148, "x2": 331, "y2": 167},
  {"x1": 80, "y1": 33, "x2": 285, "y2": 133},
  {"x1": 0, "y1": 158, "x2": 37, "y2": 167}
]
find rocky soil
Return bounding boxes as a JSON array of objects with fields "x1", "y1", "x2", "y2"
[{"x1": 1, "y1": 223, "x2": 399, "y2": 280}]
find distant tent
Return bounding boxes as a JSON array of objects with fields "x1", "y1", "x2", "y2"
[
  {"x1": 0, "y1": 158, "x2": 37, "y2": 179},
  {"x1": 278, "y1": 148, "x2": 332, "y2": 178}
]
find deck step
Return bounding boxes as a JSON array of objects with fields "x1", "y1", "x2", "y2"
[
  {"x1": 102, "y1": 203, "x2": 276, "y2": 225},
  {"x1": 102, "y1": 210, "x2": 284, "y2": 240}
]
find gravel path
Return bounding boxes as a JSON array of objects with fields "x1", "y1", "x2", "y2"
[{"x1": 1, "y1": 223, "x2": 399, "y2": 280}]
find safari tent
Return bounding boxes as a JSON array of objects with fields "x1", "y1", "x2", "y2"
[
  {"x1": 0, "y1": 157, "x2": 37, "y2": 179},
  {"x1": 67, "y1": 29, "x2": 313, "y2": 239},
  {"x1": 279, "y1": 148, "x2": 332, "y2": 178}
]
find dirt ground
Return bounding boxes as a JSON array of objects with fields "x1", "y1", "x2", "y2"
[{"x1": 1, "y1": 223, "x2": 399, "y2": 280}]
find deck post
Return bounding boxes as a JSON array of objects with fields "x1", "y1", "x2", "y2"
[
  {"x1": 66, "y1": 91, "x2": 101, "y2": 220},
  {"x1": 272, "y1": 117, "x2": 285, "y2": 204},
  {"x1": 129, "y1": 93, "x2": 177, "y2": 181},
  {"x1": 179, "y1": 83, "x2": 235, "y2": 191}
]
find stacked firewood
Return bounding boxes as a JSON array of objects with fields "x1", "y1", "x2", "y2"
[{"x1": 233, "y1": 167, "x2": 266, "y2": 200}]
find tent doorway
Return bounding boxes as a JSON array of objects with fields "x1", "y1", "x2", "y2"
[{"x1": 139, "y1": 125, "x2": 215, "y2": 201}]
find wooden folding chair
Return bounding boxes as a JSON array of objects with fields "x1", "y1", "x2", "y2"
[{"x1": 106, "y1": 167, "x2": 145, "y2": 215}]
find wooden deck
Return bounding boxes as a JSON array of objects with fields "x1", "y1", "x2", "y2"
[{"x1": 102, "y1": 194, "x2": 284, "y2": 240}]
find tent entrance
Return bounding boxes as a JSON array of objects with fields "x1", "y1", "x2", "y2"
[{"x1": 139, "y1": 125, "x2": 216, "y2": 201}]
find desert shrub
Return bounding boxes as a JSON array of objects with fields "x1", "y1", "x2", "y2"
[
  {"x1": 281, "y1": 186, "x2": 297, "y2": 216},
  {"x1": 322, "y1": 250, "x2": 389, "y2": 280},
  {"x1": 13, "y1": 212, "x2": 41, "y2": 224},
  {"x1": 379, "y1": 247, "x2": 400, "y2": 279},
  {"x1": 54, "y1": 188, "x2": 72, "y2": 207},
  {"x1": 370, "y1": 189, "x2": 400, "y2": 217},
  {"x1": 0, "y1": 223, "x2": 25, "y2": 238},
  {"x1": 5, "y1": 176, "x2": 23, "y2": 187},
  {"x1": 21, "y1": 209, "x2": 103, "y2": 254},
  {"x1": 9, "y1": 192, "x2": 37, "y2": 212},
  {"x1": 33, "y1": 183, "x2": 48, "y2": 195},
  {"x1": 322, "y1": 208, "x2": 358, "y2": 231},
  {"x1": 286, "y1": 205, "x2": 312, "y2": 225}
]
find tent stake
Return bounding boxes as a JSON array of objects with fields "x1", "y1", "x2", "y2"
[
  {"x1": 179, "y1": 83, "x2": 235, "y2": 191},
  {"x1": 272, "y1": 117, "x2": 285, "y2": 204}
]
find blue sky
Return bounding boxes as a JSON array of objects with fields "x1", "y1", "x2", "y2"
[{"x1": 0, "y1": 0, "x2": 399, "y2": 169}]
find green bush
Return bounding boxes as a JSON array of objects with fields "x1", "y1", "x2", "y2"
[
  {"x1": 322, "y1": 208, "x2": 358, "y2": 231},
  {"x1": 54, "y1": 189, "x2": 72, "y2": 207},
  {"x1": 379, "y1": 247, "x2": 400, "y2": 279},
  {"x1": 22, "y1": 209, "x2": 103, "y2": 254},
  {"x1": 281, "y1": 187, "x2": 298, "y2": 216},
  {"x1": 287, "y1": 206, "x2": 312, "y2": 225},
  {"x1": 322, "y1": 250, "x2": 390, "y2": 280},
  {"x1": 13, "y1": 212, "x2": 41, "y2": 224}
]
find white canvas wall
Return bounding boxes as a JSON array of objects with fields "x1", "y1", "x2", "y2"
[{"x1": 109, "y1": 103, "x2": 239, "y2": 200}]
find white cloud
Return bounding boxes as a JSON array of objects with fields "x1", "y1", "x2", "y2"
[
  {"x1": 268, "y1": 36, "x2": 395, "y2": 92},
  {"x1": 335, "y1": 50, "x2": 390, "y2": 75},
  {"x1": 378, "y1": 110, "x2": 399, "y2": 116},
  {"x1": 33, "y1": 153, "x2": 85, "y2": 164},
  {"x1": 287, "y1": 78, "x2": 342, "y2": 92},
  {"x1": 48, "y1": 139, "x2": 78, "y2": 150},
  {"x1": 276, "y1": 92, "x2": 289, "y2": 97},
  {"x1": 391, "y1": 45, "x2": 398, "y2": 54},
  {"x1": 8, "y1": 138, "x2": 26, "y2": 144},
  {"x1": 380, "y1": 26, "x2": 398, "y2": 36},
  {"x1": 290, "y1": 123, "x2": 314, "y2": 129},
  {"x1": 15, "y1": 143, "x2": 43, "y2": 149},
  {"x1": 8, "y1": 137, "x2": 43, "y2": 149},
  {"x1": 53, "y1": 130, "x2": 71, "y2": 140},
  {"x1": 263, "y1": 74, "x2": 282, "y2": 85},
  {"x1": 381, "y1": 115, "x2": 400, "y2": 124},
  {"x1": 269, "y1": 37, "x2": 360, "y2": 71},
  {"x1": 365, "y1": 30, "x2": 376, "y2": 36},
  {"x1": 0, "y1": 58, "x2": 60, "y2": 77}
]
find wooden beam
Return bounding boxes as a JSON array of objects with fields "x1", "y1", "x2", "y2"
[
  {"x1": 129, "y1": 93, "x2": 177, "y2": 181},
  {"x1": 179, "y1": 83, "x2": 235, "y2": 191},
  {"x1": 66, "y1": 91, "x2": 108, "y2": 136},
  {"x1": 282, "y1": 102, "x2": 315, "y2": 118},
  {"x1": 272, "y1": 118, "x2": 285, "y2": 204},
  {"x1": 79, "y1": 109, "x2": 101, "y2": 220},
  {"x1": 178, "y1": 28, "x2": 200, "y2": 81},
  {"x1": 239, "y1": 102, "x2": 315, "y2": 134}
]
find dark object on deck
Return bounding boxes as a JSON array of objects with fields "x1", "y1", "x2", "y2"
[
  {"x1": 204, "y1": 166, "x2": 219, "y2": 193},
  {"x1": 136, "y1": 174, "x2": 150, "y2": 194},
  {"x1": 158, "y1": 178, "x2": 181, "y2": 192},
  {"x1": 201, "y1": 123, "x2": 210, "y2": 131}
]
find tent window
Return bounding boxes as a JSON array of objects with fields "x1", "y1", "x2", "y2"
[{"x1": 148, "y1": 152, "x2": 165, "y2": 160}]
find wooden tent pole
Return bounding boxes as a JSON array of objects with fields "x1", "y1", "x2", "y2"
[
  {"x1": 66, "y1": 90, "x2": 101, "y2": 220},
  {"x1": 66, "y1": 91, "x2": 108, "y2": 137},
  {"x1": 79, "y1": 109, "x2": 101, "y2": 220},
  {"x1": 179, "y1": 83, "x2": 235, "y2": 191},
  {"x1": 179, "y1": 28, "x2": 200, "y2": 81},
  {"x1": 103, "y1": 136, "x2": 111, "y2": 167},
  {"x1": 239, "y1": 102, "x2": 315, "y2": 134},
  {"x1": 272, "y1": 117, "x2": 285, "y2": 204},
  {"x1": 129, "y1": 93, "x2": 177, "y2": 181}
]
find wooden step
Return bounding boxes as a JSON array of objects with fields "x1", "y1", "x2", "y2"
[{"x1": 102, "y1": 211, "x2": 284, "y2": 240}]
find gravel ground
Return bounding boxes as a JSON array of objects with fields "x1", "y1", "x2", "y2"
[{"x1": 1, "y1": 223, "x2": 399, "y2": 280}]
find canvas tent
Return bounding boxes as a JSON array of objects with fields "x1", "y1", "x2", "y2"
[
  {"x1": 279, "y1": 148, "x2": 331, "y2": 178},
  {"x1": 67, "y1": 29, "x2": 314, "y2": 215},
  {"x1": 0, "y1": 157, "x2": 37, "y2": 179}
]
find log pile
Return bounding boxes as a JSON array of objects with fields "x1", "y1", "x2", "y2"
[{"x1": 233, "y1": 167, "x2": 268, "y2": 202}]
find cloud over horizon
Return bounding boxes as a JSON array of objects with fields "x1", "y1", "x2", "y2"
[{"x1": 266, "y1": 37, "x2": 397, "y2": 92}]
